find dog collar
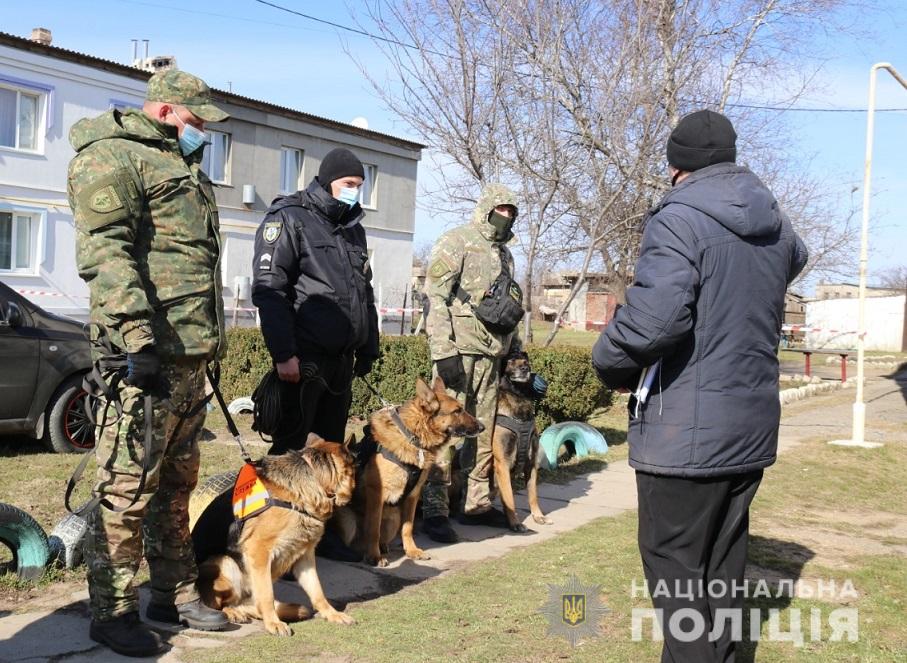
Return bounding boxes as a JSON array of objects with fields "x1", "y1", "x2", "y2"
[{"x1": 390, "y1": 407, "x2": 425, "y2": 468}]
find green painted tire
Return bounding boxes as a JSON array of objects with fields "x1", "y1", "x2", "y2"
[
  {"x1": 0, "y1": 503, "x2": 50, "y2": 582},
  {"x1": 538, "y1": 422, "x2": 608, "y2": 469}
]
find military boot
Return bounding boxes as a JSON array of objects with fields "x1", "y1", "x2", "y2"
[
  {"x1": 146, "y1": 598, "x2": 229, "y2": 631},
  {"x1": 89, "y1": 612, "x2": 164, "y2": 657},
  {"x1": 422, "y1": 516, "x2": 459, "y2": 543}
]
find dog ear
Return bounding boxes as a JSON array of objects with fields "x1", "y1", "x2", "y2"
[
  {"x1": 343, "y1": 433, "x2": 356, "y2": 448},
  {"x1": 306, "y1": 432, "x2": 324, "y2": 446},
  {"x1": 415, "y1": 377, "x2": 440, "y2": 412},
  {"x1": 431, "y1": 375, "x2": 447, "y2": 394}
]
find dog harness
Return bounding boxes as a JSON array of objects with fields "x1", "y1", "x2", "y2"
[
  {"x1": 376, "y1": 408, "x2": 426, "y2": 503},
  {"x1": 495, "y1": 414, "x2": 534, "y2": 469}
]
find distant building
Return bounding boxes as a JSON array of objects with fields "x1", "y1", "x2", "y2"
[
  {"x1": 814, "y1": 282, "x2": 901, "y2": 300},
  {"x1": 540, "y1": 271, "x2": 618, "y2": 331}
]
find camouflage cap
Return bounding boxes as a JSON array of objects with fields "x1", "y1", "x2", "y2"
[{"x1": 146, "y1": 70, "x2": 229, "y2": 122}]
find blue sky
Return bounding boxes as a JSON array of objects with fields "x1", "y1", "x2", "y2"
[{"x1": 4, "y1": 0, "x2": 906, "y2": 292}]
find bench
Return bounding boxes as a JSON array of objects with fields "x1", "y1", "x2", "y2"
[{"x1": 785, "y1": 348, "x2": 854, "y2": 382}]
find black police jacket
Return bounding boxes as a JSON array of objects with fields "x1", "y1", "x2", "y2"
[{"x1": 251, "y1": 179, "x2": 380, "y2": 364}]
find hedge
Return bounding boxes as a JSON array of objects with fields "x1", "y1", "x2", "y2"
[{"x1": 220, "y1": 328, "x2": 611, "y2": 430}]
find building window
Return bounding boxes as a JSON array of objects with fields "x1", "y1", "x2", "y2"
[
  {"x1": 0, "y1": 85, "x2": 41, "y2": 151},
  {"x1": 280, "y1": 147, "x2": 303, "y2": 194},
  {"x1": 361, "y1": 163, "x2": 378, "y2": 208},
  {"x1": 202, "y1": 130, "x2": 231, "y2": 184},
  {"x1": 0, "y1": 211, "x2": 39, "y2": 272}
]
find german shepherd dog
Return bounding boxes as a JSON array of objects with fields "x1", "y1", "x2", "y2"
[
  {"x1": 196, "y1": 434, "x2": 356, "y2": 636},
  {"x1": 489, "y1": 351, "x2": 552, "y2": 531},
  {"x1": 334, "y1": 376, "x2": 483, "y2": 567}
]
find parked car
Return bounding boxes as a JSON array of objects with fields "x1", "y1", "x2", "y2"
[{"x1": 0, "y1": 281, "x2": 94, "y2": 453}]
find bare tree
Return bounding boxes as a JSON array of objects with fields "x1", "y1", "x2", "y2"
[
  {"x1": 357, "y1": 0, "x2": 863, "y2": 346},
  {"x1": 876, "y1": 265, "x2": 907, "y2": 292}
]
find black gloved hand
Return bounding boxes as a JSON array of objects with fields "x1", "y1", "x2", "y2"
[
  {"x1": 124, "y1": 347, "x2": 161, "y2": 391},
  {"x1": 354, "y1": 355, "x2": 375, "y2": 377},
  {"x1": 435, "y1": 355, "x2": 466, "y2": 391},
  {"x1": 530, "y1": 373, "x2": 548, "y2": 400}
]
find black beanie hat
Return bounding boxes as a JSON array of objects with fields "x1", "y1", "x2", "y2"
[
  {"x1": 666, "y1": 110, "x2": 737, "y2": 172},
  {"x1": 318, "y1": 148, "x2": 365, "y2": 190}
]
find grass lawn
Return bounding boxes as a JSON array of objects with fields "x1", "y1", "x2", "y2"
[{"x1": 184, "y1": 433, "x2": 907, "y2": 663}]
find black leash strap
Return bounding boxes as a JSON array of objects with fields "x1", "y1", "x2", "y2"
[
  {"x1": 65, "y1": 392, "x2": 154, "y2": 517},
  {"x1": 360, "y1": 376, "x2": 392, "y2": 408},
  {"x1": 206, "y1": 364, "x2": 253, "y2": 463}
]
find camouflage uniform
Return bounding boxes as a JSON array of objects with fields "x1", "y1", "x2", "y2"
[
  {"x1": 68, "y1": 71, "x2": 228, "y2": 621},
  {"x1": 422, "y1": 184, "x2": 521, "y2": 518}
]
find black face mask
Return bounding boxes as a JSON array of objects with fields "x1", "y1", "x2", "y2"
[{"x1": 488, "y1": 210, "x2": 515, "y2": 240}]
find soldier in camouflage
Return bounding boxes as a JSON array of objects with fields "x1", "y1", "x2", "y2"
[
  {"x1": 421, "y1": 183, "x2": 523, "y2": 542},
  {"x1": 68, "y1": 70, "x2": 231, "y2": 657}
]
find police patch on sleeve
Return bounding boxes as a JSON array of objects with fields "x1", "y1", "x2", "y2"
[{"x1": 263, "y1": 221, "x2": 282, "y2": 244}]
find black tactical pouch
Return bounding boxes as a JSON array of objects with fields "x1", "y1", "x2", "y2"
[{"x1": 455, "y1": 250, "x2": 524, "y2": 335}]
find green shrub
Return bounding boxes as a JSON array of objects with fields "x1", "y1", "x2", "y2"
[{"x1": 219, "y1": 328, "x2": 611, "y2": 429}]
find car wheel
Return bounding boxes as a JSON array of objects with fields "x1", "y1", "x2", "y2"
[
  {"x1": 44, "y1": 375, "x2": 95, "y2": 454},
  {"x1": 0, "y1": 502, "x2": 50, "y2": 582}
]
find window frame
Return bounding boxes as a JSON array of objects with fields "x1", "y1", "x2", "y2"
[
  {"x1": 0, "y1": 83, "x2": 44, "y2": 154},
  {"x1": 202, "y1": 129, "x2": 232, "y2": 185},
  {"x1": 0, "y1": 204, "x2": 44, "y2": 275},
  {"x1": 279, "y1": 146, "x2": 304, "y2": 195},
  {"x1": 361, "y1": 163, "x2": 378, "y2": 209}
]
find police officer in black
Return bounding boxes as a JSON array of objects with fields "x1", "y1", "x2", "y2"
[{"x1": 252, "y1": 148, "x2": 379, "y2": 457}]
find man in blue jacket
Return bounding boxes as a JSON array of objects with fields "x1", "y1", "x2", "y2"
[{"x1": 593, "y1": 110, "x2": 807, "y2": 662}]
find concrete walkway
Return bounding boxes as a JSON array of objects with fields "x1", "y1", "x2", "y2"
[{"x1": 2, "y1": 368, "x2": 904, "y2": 662}]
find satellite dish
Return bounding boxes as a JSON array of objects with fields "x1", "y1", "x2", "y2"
[{"x1": 351, "y1": 116, "x2": 369, "y2": 130}]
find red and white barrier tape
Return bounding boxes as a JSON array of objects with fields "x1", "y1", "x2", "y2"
[
  {"x1": 15, "y1": 288, "x2": 88, "y2": 299},
  {"x1": 378, "y1": 307, "x2": 421, "y2": 314},
  {"x1": 781, "y1": 324, "x2": 860, "y2": 335}
]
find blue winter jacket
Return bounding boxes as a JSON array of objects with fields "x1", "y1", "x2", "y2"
[{"x1": 592, "y1": 162, "x2": 808, "y2": 477}]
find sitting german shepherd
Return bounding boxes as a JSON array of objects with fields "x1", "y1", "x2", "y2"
[
  {"x1": 334, "y1": 376, "x2": 483, "y2": 567},
  {"x1": 196, "y1": 434, "x2": 356, "y2": 636},
  {"x1": 492, "y1": 351, "x2": 552, "y2": 531}
]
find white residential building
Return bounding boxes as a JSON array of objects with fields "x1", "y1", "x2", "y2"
[{"x1": 0, "y1": 30, "x2": 423, "y2": 327}]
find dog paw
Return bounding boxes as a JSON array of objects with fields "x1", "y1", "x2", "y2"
[
  {"x1": 509, "y1": 522, "x2": 529, "y2": 533},
  {"x1": 265, "y1": 620, "x2": 293, "y2": 637},
  {"x1": 365, "y1": 555, "x2": 389, "y2": 567},
  {"x1": 405, "y1": 547, "x2": 431, "y2": 560},
  {"x1": 533, "y1": 515, "x2": 553, "y2": 525},
  {"x1": 222, "y1": 607, "x2": 251, "y2": 624},
  {"x1": 320, "y1": 610, "x2": 355, "y2": 625}
]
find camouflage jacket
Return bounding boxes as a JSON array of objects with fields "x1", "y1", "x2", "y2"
[
  {"x1": 425, "y1": 184, "x2": 522, "y2": 360},
  {"x1": 68, "y1": 109, "x2": 225, "y2": 360}
]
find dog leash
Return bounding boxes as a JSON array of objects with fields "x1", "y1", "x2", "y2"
[
  {"x1": 206, "y1": 364, "x2": 253, "y2": 464},
  {"x1": 360, "y1": 376, "x2": 392, "y2": 408}
]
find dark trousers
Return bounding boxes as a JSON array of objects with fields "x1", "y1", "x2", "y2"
[
  {"x1": 268, "y1": 354, "x2": 354, "y2": 455},
  {"x1": 636, "y1": 469, "x2": 763, "y2": 663}
]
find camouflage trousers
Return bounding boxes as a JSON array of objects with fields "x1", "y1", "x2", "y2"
[
  {"x1": 85, "y1": 360, "x2": 207, "y2": 621},
  {"x1": 422, "y1": 354, "x2": 500, "y2": 518}
]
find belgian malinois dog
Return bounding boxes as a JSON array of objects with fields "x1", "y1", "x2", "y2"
[
  {"x1": 334, "y1": 376, "x2": 483, "y2": 567},
  {"x1": 196, "y1": 434, "x2": 356, "y2": 636},
  {"x1": 491, "y1": 350, "x2": 552, "y2": 531}
]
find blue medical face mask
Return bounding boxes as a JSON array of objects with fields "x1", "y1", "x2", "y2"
[
  {"x1": 171, "y1": 112, "x2": 208, "y2": 156},
  {"x1": 336, "y1": 187, "x2": 360, "y2": 207}
]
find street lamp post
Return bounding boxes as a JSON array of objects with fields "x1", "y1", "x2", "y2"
[{"x1": 830, "y1": 62, "x2": 907, "y2": 449}]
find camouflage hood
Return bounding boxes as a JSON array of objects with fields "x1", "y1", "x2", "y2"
[
  {"x1": 69, "y1": 108, "x2": 177, "y2": 153},
  {"x1": 470, "y1": 183, "x2": 518, "y2": 242}
]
